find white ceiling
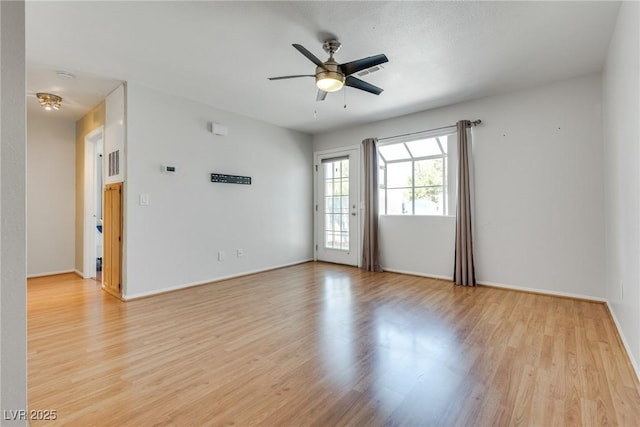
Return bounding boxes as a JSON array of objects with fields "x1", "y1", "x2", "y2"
[
  {"x1": 26, "y1": 1, "x2": 620, "y2": 134},
  {"x1": 27, "y1": 64, "x2": 121, "y2": 121}
]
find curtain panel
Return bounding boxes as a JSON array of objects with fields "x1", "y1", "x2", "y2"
[
  {"x1": 454, "y1": 120, "x2": 476, "y2": 286},
  {"x1": 362, "y1": 138, "x2": 382, "y2": 272}
]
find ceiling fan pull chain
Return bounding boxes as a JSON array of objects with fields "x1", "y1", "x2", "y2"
[
  {"x1": 314, "y1": 108, "x2": 318, "y2": 119},
  {"x1": 344, "y1": 87, "x2": 347, "y2": 109}
]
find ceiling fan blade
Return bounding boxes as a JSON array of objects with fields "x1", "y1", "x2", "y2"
[
  {"x1": 340, "y1": 54, "x2": 389, "y2": 76},
  {"x1": 268, "y1": 75, "x2": 315, "y2": 80},
  {"x1": 316, "y1": 90, "x2": 328, "y2": 101},
  {"x1": 345, "y1": 76, "x2": 384, "y2": 95},
  {"x1": 292, "y1": 44, "x2": 327, "y2": 69}
]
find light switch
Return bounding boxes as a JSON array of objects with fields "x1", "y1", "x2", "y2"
[{"x1": 139, "y1": 194, "x2": 150, "y2": 206}]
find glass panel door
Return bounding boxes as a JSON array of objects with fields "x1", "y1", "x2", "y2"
[
  {"x1": 316, "y1": 149, "x2": 359, "y2": 266},
  {"x1": 323, "y1": 157, "x2": 350, "y2": 251}
]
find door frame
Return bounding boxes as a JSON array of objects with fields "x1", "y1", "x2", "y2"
[
  {"x1": 313, "y1": 145, "x2": 361, "y2": 267},
  {"x1": 82, "y1": 126, "x2": 104, "y2": 279}
]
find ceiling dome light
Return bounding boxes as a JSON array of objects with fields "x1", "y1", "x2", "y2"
[
  {"x1": 315, "y1": 60, "x2": 345, "y2": 93},
  {"x1": 36, "y1": 93, "x2": 62, "y2": 111},
  {"x1": 316, "y1": 73, "x2": 344, "y2": 92}
]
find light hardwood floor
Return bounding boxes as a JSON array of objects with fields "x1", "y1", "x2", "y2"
[{"x1": 28, "y1": 262, "x2": 640, "y2": 426}]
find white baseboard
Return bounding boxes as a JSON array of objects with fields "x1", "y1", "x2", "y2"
[
  {"x1": 27, "y1": 269, "x2": 76, "y2": 279},
  {"x1": 605, "y1": 302, "x2": 640, "y2": 385},
  {"x1": 381, "y1": 267, "x2": 453, "y2": 282},
  {"x1": 122, "y1": 259, "x2": 313, "y2": 301},
  {"x1": 74, "y1": 269, "x2": 84, "y2": 278},
  {"x1": 379, "y1": 269, "x2": 606, "y2": 302},
  {"x1": 476, "y1": 280, "x2": 607, "y2": 303}
]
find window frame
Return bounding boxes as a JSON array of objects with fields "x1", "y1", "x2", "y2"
[{"x1": 378, "y1": 130, "x2": 456, "y2": 217}]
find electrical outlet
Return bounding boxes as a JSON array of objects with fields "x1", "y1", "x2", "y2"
[
  {"x1": 237, "y1": 249, "x2": 244, "y2": 257},
  {"x1": 218, "y1": 251, "x2": 225, "y2": 262}
]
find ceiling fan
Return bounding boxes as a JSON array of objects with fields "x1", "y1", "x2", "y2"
[{"x1": 268, "y1": 39, "x2": 389, "y2": 101}]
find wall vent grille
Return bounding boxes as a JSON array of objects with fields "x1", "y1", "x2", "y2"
[{"x1": 108, "y1": 150, "x2": 120, "y2": 177}]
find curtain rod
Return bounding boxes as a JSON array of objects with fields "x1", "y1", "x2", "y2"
[{"x1": 377, "y1": 119, "x2": 481, "y2": 141}]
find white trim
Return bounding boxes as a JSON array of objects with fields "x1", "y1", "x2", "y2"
[
  {"x1": 83, "y1": 126, "x2": 104, "y2": 280},
  {"x1": 313, "y1": 146, "x2": 361, "y2": 268},
  {"x1": 382, "y1": 268, "x2": 607, "y2": 302},
  {"x1": 27, "y1": 269, "x2": 76, "y2": 279},
  {"x1": 605, "y1": 302, "x2": 640, "y2": 384},
  {"x1": 74, "y1": 269, "x2": 84, "y2": 277},
  {"x1": 122, "y1": 259, "x2": 313, "y2": 301},
  {"x1": 476, "y1": 280, "x2": 607, "y2": 302},
  {"x1": 382, "y1": 267, "x2": 453, "y2": 282},
  {"x1": 83, "y1": 136, "x2": 96, "y2": 279}
]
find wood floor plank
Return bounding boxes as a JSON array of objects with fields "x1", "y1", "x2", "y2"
[{"x1": 27, "y1": 263, "x2": 640, "y2": 426}]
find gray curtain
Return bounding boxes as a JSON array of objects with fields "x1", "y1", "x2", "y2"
[
  {"x1": 362, "y1": 138, "x2": 382, "y2": 272},
  {"x1": 454, "y1": 120, "x2": 476, "y2": 286}
]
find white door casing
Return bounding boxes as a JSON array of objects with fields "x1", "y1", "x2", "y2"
[{"x1": 314, "y1": 147, "x2": 360, "y2": 266}]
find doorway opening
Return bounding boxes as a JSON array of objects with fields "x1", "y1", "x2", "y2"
[{"x1": 83, "y1": 126, "x2": 104, "y2": 281}]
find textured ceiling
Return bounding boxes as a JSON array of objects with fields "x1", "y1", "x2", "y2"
[{"x1": 26, "y1": 1, "x2": 620, "y2": 133}]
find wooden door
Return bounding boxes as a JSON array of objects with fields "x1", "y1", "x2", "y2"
[{"x1": 103, "y1": 182, "x2": 123, "y2": 298}]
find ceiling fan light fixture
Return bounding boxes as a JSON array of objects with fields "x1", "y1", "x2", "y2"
[
  {"x1": 36, "y1": 93, "x2": 63, "y2": 111},
  {"x1": 316, "y1": 71, "x2": 344, "y2": 92},
  {"x1": 270, "y1": 40, "x2": 388, "y2": 100}
]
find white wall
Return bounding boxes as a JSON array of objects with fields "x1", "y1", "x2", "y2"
[
  {"x1": 314, "y1": 73, "x2": 605, "y2": 299},
  {"x1": 603, "y1": 1, "x2": 640, "y2": 373},
  {"x1": 27, "y1": 114, "x2": 76, "y2": 277},
  {"x1": 123, "y1": 83, "x2": 313, "y2": 298},
  {"x1": 104, "y1": 84, "x2": 125, "y2": 184},
  {"x1": 0, "y1": 0, "x2": 27, "y2": 423}
]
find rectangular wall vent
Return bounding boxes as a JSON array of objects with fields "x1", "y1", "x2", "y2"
[{"x1": 108, "y1": 150, "x2": 120, "y2": 177}]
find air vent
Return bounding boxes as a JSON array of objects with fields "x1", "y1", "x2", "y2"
[
  {"x1": 357, "y1": 64, "x2": 384, "y2": 77},
  {"x1": 108, "y1": 150, "x2": 120, "y2": 177}
]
